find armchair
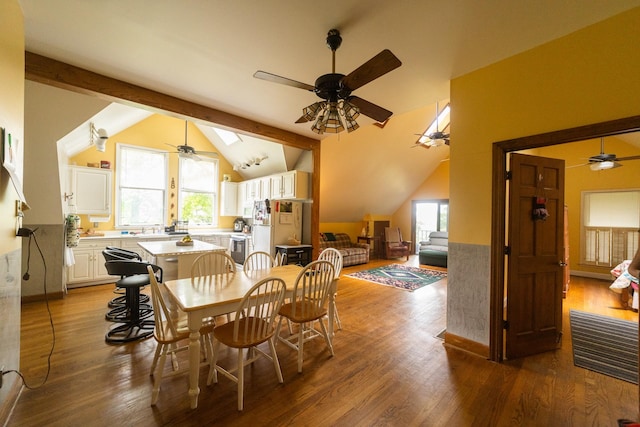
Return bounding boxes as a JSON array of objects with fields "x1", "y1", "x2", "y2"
[{"x1": 383, "y1": 227, "x2": 411, "y2": 260}]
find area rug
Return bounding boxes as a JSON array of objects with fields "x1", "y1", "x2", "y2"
[
  {"x1": 569, "y1": 309, "x2": 638, "y2": 384},
  {"x1": 346, "y1": 264, "x2": 447, "y2": 292}
]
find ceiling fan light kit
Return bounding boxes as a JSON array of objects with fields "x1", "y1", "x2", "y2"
[
  {"x1": 571, "y1": 137, "x2": 640, "y2": 170},
  {"x1": 254, "y1": 29, "x2": 401, "y2": 135},
  {"x1": 589, "y1": 160, "x2": 615, "y2": 171},
  {"x1": 309, "y1": 100, "x2": 360, "y2": 134}
]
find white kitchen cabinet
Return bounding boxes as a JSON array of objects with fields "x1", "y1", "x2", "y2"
[
  {"x1": 218, "y1": 234, "x2": 231, "y2": 252},
  {"x1": 67, "y1": 238, "x2": 119, "y2": 285},
  {"x1": 271, "y1": 170, "x2": 309, "y2": 200},
  {"x1": 69, "y1": 166, "x2": 112, "y2": 215},
  {"x1": 220, "y1": 181, "x2": 240, "y2": 216},
  {"x1": 241, "y1": 179, "x2": 258, "y2": 204},
  {"x1": 259, "y1": 176, "x2": 272, "y2": 200},
  {"x1": 119, "y1": 238, "x2": 154, "y2": 262},
  {"x1": 194, "y1": 234, "x2": 231, "y2": 253}
]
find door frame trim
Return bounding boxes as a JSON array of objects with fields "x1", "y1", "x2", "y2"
[{"x1": 490, "y1": 115, "x2": 640, "y2": 362}]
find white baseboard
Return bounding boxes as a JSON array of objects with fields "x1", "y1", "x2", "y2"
[{"x1": 570, "y1": 270, "x2": 612, "y2": 281}]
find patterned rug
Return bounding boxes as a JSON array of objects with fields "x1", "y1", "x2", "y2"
[
  {"x1": 347, "y1": 264, "x2": 447, "y2": 291},
  {"x1": 570, "y1": 309, "x2": 638, "y2": 384}
]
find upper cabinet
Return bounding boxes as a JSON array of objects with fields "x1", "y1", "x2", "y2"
[
  {"x1": 220, "y1": 181, "x2": 240, "y2": 216},
  {"x1": 259, "y1": 176, "x2": 272, "y2": 200},
  {"x1": 69, "y1": 166, "x2": 112, "y2": 215},
  {"x1": 270, "y1": 170, "x2": 309, "y2": 200},
  {"x1": 236, "y1": 170, "x2": 310, "y2": 206}
]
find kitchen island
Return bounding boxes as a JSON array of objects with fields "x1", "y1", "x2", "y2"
[
  {"x1": 137, "y1": 239, "x2": 227, "y2": 280},
  {"x1": 66, "y1": 231, "x2": 234, "y2": 288}
]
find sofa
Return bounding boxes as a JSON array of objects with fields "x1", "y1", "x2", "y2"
[
  {"x1": 418, "y1": 231, "x2": 448, "y2": 267},
  {"x1": 319, "y1": 232, "x2": 370, "y2": 266}
]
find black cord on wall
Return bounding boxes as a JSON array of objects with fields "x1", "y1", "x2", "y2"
[{"x1": 2, "y1": 228, "x2": 55, "y2": 390}]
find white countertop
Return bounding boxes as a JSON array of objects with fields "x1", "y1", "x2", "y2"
[
  {"x1": 79, "y1": 229, "x2": 237, "y2": 240},
  {"x1": 137, "y1": 239, "x2": 227, "y2": 256}
]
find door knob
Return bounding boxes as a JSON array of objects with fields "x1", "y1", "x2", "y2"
[{"x1": 558, "y1": 261, "x2": 567, "y2": 267}]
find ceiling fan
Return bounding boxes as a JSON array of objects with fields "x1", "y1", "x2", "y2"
[
  {"x1": 166, "y1": 121, "x2": 218, "y2": 160},
  {"x1": 253, "y1": 29, "x2": 402, "y2": 133},
  {"x1": 570, "y1": 137, "x2": 640, "y2": 170},
  {"x1": 413, "y1": 103, "x2": 450, "y2": 149}
]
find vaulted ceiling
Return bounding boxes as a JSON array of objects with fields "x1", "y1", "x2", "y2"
[{"x1": 19, "y1": 1, "x2": 640, "y2": 221}]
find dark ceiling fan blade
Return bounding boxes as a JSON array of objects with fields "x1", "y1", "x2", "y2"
[
  {"x1": 295, "y1": 115, "x2": 309, "y2": 124},
  {"x1": 341, "y1": 49, "x2": 402, "y2": 91},
  {"x1": 616, "y1": 155, "x2": 640, "y2": 161},
  {"x1": 348, "y1": 96, "x2": 392, "y2": 122},
  {"x1": 253, "y1": 71, "x2": 315, "y2": 91}
]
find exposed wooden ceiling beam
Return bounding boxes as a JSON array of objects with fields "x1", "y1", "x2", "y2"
[
  {"x1": 24, "y1": 51, "x2": 319, "y2": 151},
  {"x1": 25, "y1": 51, "x2": 322, "y2": 258}
]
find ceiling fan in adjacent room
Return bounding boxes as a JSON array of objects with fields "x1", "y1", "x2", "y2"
[
  {"x1": 569, "y1": 137, "x2": 640, "y2": 170},
  {"x1": 166, "y1": 121, "x2": 218, "y2": 160},
  {"x1": 413, "y1": 103, "x2": 450, "y2": 149},
  {"x1": 253, "y1": 29, "x2": 402, "y2": 134}
]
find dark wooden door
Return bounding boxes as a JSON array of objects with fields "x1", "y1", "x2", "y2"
[
  {"x1": 506, "y1": 153, "x2": 565, "y2": 359},
  {"x1": 373, "y1": 221, "x2": 389, "y2": 258}
]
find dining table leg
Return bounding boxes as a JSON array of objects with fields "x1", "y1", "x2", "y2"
[{"x1": 187, "y1": 315, "x2": 203, "y2": 409}]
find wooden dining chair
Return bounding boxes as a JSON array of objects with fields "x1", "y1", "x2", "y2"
[
  {"x1": 243, "y1": 251, "x2": 275, "y2": 272},
  {"x1": 318, "y1": 247, "x2": 343, "y2": 331},
  {"x1": 276, "y1": 260, "x2": 335, "y2": 373},
  {"x1": 147, "y1": 265, "x2": 215, "y2": 406},
  {"x1": 274, "y1": 251, "x2": 287, "y2": 266},
  {"x1": 190, "y1": 251, "x2": 236, "y2": 280},
  {"x1": 208, "y1": 277, "x2": 286, "y2": 411}
]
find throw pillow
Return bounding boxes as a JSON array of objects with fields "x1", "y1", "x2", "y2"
[{"x1": 324, "y1": 232, "x2": 337, "y2": 241}]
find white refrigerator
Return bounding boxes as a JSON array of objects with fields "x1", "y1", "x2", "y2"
[{"x1": 252, "y1": 200, "x2": 302, "y2": 257}]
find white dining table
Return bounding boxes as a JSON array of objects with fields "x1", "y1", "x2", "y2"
[
  {"x1": 137, "y1": 239, "x2": 227, "y2": 280},
  {"x1": 164, "y1": 264, "x2": 336, "y2": 409}
]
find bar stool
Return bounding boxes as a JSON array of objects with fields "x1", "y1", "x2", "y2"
[
  {"x1": 103, "y1": 257, "x2": 162, "y2": 344},
  {"x1": 104, "y1": 247, "x2": 150, "y2": 310}
]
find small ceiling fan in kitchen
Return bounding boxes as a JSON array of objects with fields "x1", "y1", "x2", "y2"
[
  {"x1": 166, "y1": 121, "x2": 218, "y2": 160},
  {"x1": 568, "y1": 137, "x2": 640, "y2": 170},
  {"x1": 253, "y1": 29, "x2": 402, "y2": 134}
]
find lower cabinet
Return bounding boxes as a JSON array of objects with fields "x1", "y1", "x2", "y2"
[
  {"x1": 67, "y1": 239, "x2": 120, "y2": 286},
  {"x1": 193, "y1": 234, "x2": 231, "y2": 253}
]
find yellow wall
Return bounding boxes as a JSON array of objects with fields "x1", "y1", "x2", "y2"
[
  {"x1": 69, "y1": 114, "x2": 243, "y2": 231},
  {"x1": 318, "y1": 223, "x2": 364, "y2": 241},
  {"x1": 0, "y1": 0, "x2": 24, "y2": 411},
  {"x1": 0, "y1": 0, "x2": 24, "y2": 253},
  {"x1": 534, "y1": 136, "x2": 640, "y2": 276},
  {"x1": 393, "y1": 160, "x2": 450, "y2": 242},
  {"x1": 319, "y1": 161, "x2": 450, "y2": 245},
  {"x1": 450, "y1": 7, "x2": 640, "y2": 246}
]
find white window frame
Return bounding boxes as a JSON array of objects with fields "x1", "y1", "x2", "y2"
[
  {"x1": 115, "y1": 144, "x2": 168, "y2": 229},
  {"x1": 580, "y1": 189, "x2": 640, "y2": 266},
  {"x1": 178, "y1": 156, "x2": 219, "y2": 228}
]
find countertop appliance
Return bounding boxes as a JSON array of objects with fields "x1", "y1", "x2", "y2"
[
  {"x1": 233, "y1": 218, "x2": 245, "y2": 232},
  {"x1": 252, "y1": 199, "x2": 302, "y2": 257}
]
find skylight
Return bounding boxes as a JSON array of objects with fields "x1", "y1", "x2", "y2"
[
  {"x1": 212, "y1": 127, "x2": 242, "y2": 145},
  {"x1": 417, "y1": 103, "x2": 450, "y2": 144}
]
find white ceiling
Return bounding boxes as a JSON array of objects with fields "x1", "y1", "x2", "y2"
[
  {"x1": 19, "y1": 1, "x2": 640, "y2": 221},
  {"x1": 19, "y1": 1, "x2": 640, "y2": 139}
]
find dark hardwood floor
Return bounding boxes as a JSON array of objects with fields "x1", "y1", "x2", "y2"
[{"x1": 9, "y1": 256, "x2": 639, "y2": 426}]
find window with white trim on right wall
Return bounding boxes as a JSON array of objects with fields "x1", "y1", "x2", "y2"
[{"x1": 581, "y1": 189, "x2": 640, "y2": 267}]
